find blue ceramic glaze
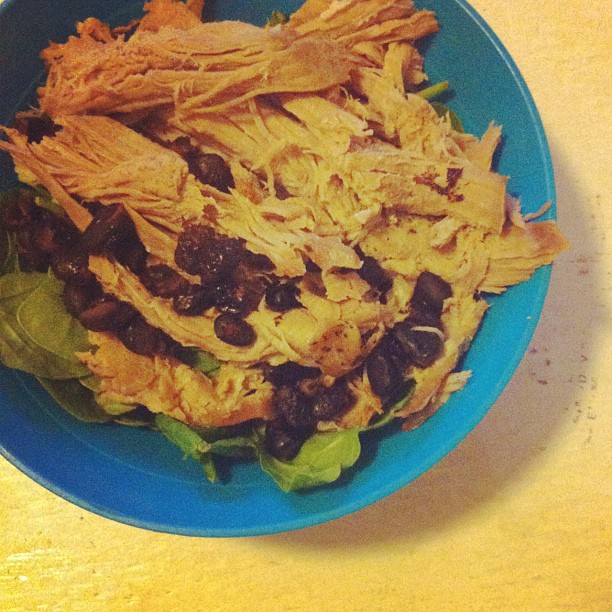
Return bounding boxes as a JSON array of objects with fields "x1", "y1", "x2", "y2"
[{"x1": 0, "y1": 0, "x2": 555, "y2": 536}]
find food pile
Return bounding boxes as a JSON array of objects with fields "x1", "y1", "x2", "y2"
[{"x1": 0, "y1": 0, "x2": 568, "y2": 490}]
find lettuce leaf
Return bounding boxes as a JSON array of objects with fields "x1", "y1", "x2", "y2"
[
  {"x1": 95, "y1": 396, "x2": 138, "y2": 416},
  {"x1": 37, "y1": 376, "x2": 151, "y2": 425},
  {"x1": 155, "y1": 413, "x2": 208, "y2": 458},
  {"x1": 112, "y1": 408, "x2": 156, "y2": 428},
  {"x1": 254, "y1": 382, "x2": 414, "y2": 490},
  {"x1": 0, "y1": 188, "x2": 414, "y2": 492},
  {"x1": 363, "y1": 379, "x2": 415, "y2": 431}
]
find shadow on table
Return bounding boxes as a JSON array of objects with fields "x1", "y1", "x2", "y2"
[{"x1": 257, "y1": 140, "x2": 607, "y2": 549}]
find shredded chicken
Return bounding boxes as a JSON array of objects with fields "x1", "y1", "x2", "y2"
[
  {"x1": 0, "y1": 0, "x2": 568, "y2": 434},
  {"x1": 38, "y1": 2, "x2": 363, "y2": 117},
  {"x1": 79, "y1": 332, "x2": 273, "y2": 427}
]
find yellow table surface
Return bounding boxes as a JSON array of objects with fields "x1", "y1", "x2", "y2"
[{"x1": 1, "y1": 1, "x2": 610, "y2": 610}]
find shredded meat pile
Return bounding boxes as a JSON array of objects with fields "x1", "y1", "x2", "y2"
[{"x1": 0, "y1": 0, "x2": 568, "y2": 434}]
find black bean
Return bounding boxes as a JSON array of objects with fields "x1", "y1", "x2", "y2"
[
  {"x1": 157, "y1": 335, "x2": 183, "y2": 359},
  {"x1": 172, "y1": 285, "x2": 215, "y2": 316},
  {"x1": 81, "y1": 203, "x2": 133, "y2": 254},
  {"x1": 213, "y1": 313, "x2": 256, "y2": 347},
  {"x1": 116, "y1": 239, "x2": 148, "y2": 274},
  {"x1": 186, "y1": 151, "x2": 234, "y2": 193},
  {"x1": 13, "y1": 114, "x2": 61, "y2": 144},
  {"x1": 411, "y1": 271, "x2": 452, "y2": 317},
  {"x1": 14, "y1": 226, "x2": 50, "y2": 271},
  {"x1": 78, "y1": 297, "x2": 135, "y2": 332},
  {"x1": 264, "y1": 420, "x2": 309, "y2": 461},
  {"x1": 311, "y1": 378, "x2": 356, "y2": 420},
  {"x1": 51, "y1": 248, "x2": 95, "y2": 284},
  {"x1": 31, "y1": 223, "x2": 59, "y2": 255},
  {"x1": 375, "y1": 331, "x2": 406, "y2": 364},
  {"x1": 302, "y1": 269, "x2": 326, "y2": 297},
  {"x1": 366, "y1": 346, "x2": 403, "y2": 398},
  {"x1": 244, "y1": 251, "x2": 275, "y2": 272},
  {"x1": 118, "y1": 316, "x2": 167, "y2": 356},
  {"x1": 358, "y1": 256, "x2": 393, "y2": 293},
  {"x1": 140, "y1": 264, "x2": 189, "y2": 298},
  {"x1": 273, "y1": 386, "x2": 315, "y2": 430},
  {"x1": 403, "y1": 310, "x2": 443, "y2": 330},
  {"x1": 31, "y1": 211, "x2": 77, "y2": 255},
  {"x1": 305, "y1": 259, "x2": 321, "y2": 273},
  {"x1": 81, "y1": 203, "x2": 146, "y2": 271},
  {"x1": 167, "y1": 137, "x2": 192, "y2": 158},
  {"x1": 115, "y1": 302, "x2": 139, "y2": 328},
  {"x1": 393, "y1": 324, "x2": 443, "y2": 369},
  {"x1": 1, "y1": 190, "x2": 36, "y2": 231},
  {"x1": 63, "y1": 282, "x2": 101, "y2": 318},
  {"x1": 265, "y1": 281, "x2": 301, "y2": 312},
  {"x1": 214, "y1": 277, "x2": 266, "y2": 315},
  {"x1": 264, "y1": 361, "x2": 321, "y2": 387},
  {"x1": 81, "y1": 201, "x2": 105, "y2": 216},
  {"x1": 174, "y1": 225, "x2": 242, "y2": 282}
]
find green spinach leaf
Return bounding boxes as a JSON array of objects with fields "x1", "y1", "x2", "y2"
[
  {"x1": 95, "y1": 396, "x2": 137, "y2": 416},
  {"x1": 36, "y1": 377, "x2": 111, "y2": 423},
  {"x1": 267, "y1": 10, "x2": 288, "y2": 26},
  {"x1": 257, "y1": 427, "x2": 361, "y2": 492},
  {"x1": 417, "y1": 80, "x2": 449, "y2": 100},
  {"x1": 0, "y1": 273, "x2": 87, "y2": 378},
  {"x1": 0, "y1": 230, "x2": 11, "y2": 275},
  {"x1": 79, "y1": 374, "x2": 102, "y2": 392},
  {"x1": 33, "y1": 188, "x2": 66, "y2": 217},
  {"x1": 156, "y1": 413, "x2": 206, "y2": 458},
  {"x1": 179, "y1": 347, "x2": 221, "y2": 377},
  {"x1": 155, "y1": 414, "x2": 221, "y2": 482},
  {"x1": 363, "y1": 379, "x2": 415, "y2": 431},
  {"x1": 155, "y1": 414, "x2": 257, "y2": 483},
  {"x1": 17, "y1": 274, "x2": 90, "y2": 361},
  {"x1": 431, "y1": 102, "x2": 464, "y2": 133}
]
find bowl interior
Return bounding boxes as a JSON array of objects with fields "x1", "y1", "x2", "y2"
[{"x1": 0, "y1": 0, "x2": 555, "y2": 536}]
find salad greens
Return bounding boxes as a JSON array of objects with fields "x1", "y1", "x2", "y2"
[
  {"x1": 0, "y1": 62, "x2": 462, "y2": 490},
  {"x1": 257, "y1": 426, "x2": 361, "y2": 491},
  {"x1": 155, "y1": 385, "x2": 413, "y2": 491},
  {"x1": 0, "y1": 271, "x2": 90, "y2": 379},
  {"x1": 431, "y1": 102, "x2": 464, "y2": 133},
  {"x1": 266, "y1": 10, "x2": 289, "y2": 27},
  {"x1": 37, "y1": 377, "x2": 112, "y2": 423},
  {"x1": 416, "y1": 80, "x2": 464, "y2": 132},
  {"x1": 178, "y1": 347, "x2": 222, "y2": 377},
  {"x1": 17, "y1": 274, "x2": 90, "y2": 361},
  {"x1": 417, "y1": 80, "x2": 449, "y2": 100},
  {"x1": 0, "y1": 187, "x2": 378, "y2": 490},
  {"x1": 156, "y1": 412, "x2": 362, "y2": 491}
]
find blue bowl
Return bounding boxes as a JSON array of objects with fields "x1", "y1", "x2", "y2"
[{"x1": 0, "y1": 0, "x2": 555, "y2": 536}]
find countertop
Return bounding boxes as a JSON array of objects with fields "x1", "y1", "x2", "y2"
[{"x1": 1, "y1": 1, "x2": 610, "y2": 610}]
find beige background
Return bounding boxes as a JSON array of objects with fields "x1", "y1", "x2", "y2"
[{"x1": 1, "y1": 1, "x2": 611, "y2": 610}]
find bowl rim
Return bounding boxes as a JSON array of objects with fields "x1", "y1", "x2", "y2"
[{"x1": 0, "y1": 0, "x2": 556, "y2": 537}]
